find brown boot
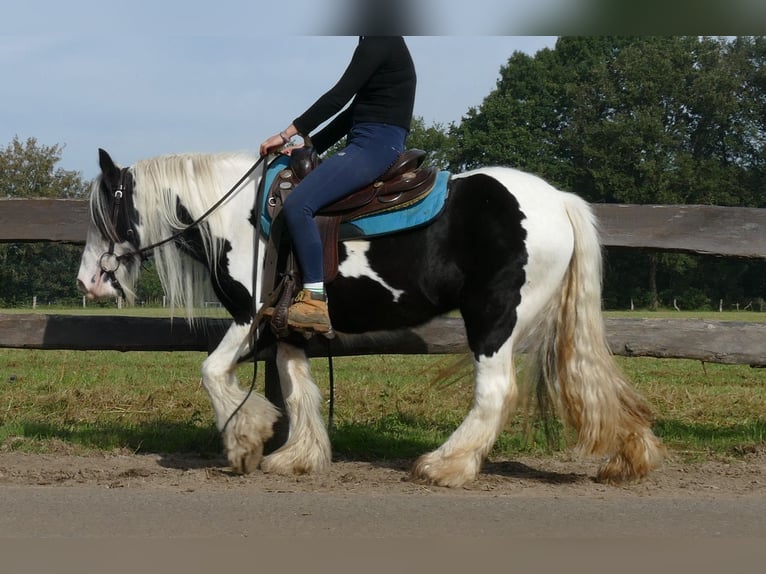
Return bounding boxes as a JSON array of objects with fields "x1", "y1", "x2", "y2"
[{"x1": 287, "y1": 289, "x2": 332, "y2": 333}]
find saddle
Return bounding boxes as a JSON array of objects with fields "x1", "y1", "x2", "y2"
[
  {"x1": 260, "y1": 148, "x2": 438, "y2": 335},
  {"x1": 267, "y1": 147, "x2": 436, "y2": 220}
]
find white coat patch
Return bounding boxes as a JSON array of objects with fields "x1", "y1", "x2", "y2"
[{"x1": 338, "y1": 241, "x2": 404, "y2": 302}]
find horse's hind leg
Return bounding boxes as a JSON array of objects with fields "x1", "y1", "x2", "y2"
[
  {"x1": 411, "y1": 338, "x2": 519, "y2": 488},
  {"x1": 201, "y1": 322, "x2": 280, "y2": 473},
  {"x1": 260, "y1": 342, "x2": 332, "y2": 475}
]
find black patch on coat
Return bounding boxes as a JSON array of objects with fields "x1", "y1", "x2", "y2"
[
  {"x1": 327, "y1": 173, "x2": 528, "y2": 359},
  {"x1": 174, "y1": 199, "x2": 254, "y2": 325}
]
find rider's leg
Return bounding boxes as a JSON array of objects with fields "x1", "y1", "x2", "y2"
[{"x1": 282, "y1": 122, "x2": 406, "y2": 331}]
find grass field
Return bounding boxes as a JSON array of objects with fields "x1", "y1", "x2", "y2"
[{"x1": 1, "y1": 307, "x2": 764, "y2": 462}]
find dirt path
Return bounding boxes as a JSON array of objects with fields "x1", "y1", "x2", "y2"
[
  {"x1": 1, "y1": 449, "x2": 764, "y2": 535},
  {"x1": 1, "y1": 448, "x2": 763, "y2": 497}
]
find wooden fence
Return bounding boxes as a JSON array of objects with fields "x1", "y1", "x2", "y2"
[{"x1": 1, "y1": 199, "x2": 765, "y2": 366}]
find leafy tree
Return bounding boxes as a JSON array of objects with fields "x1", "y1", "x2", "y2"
[
  {"x1": 564, "y1": 36, "x2": 765, "y2": 307},
  {"x1": 450, "y1": 46, "x2": 569, "y2": 180},
  {"x1": 320, "y1": 115, "x2": 452, "y2": 169},
  {"x1": 452, "y1": 36, "x2": 766, "y2": 310},
  {"x1": 135, "y1": 260, "x2": 166, "y2": 304},
  {"x1": 404, "y1": 116, "x2": 453, "y2": 170},
  {"x1": 0, "y1": 137, "x2": 90, "y2": 306},
  {"x1": 0, "y1": 242, "x2": 84, "y2": 306},
  {"x1": 0, "y1": 136, "x2": 87, "y2": 199}
]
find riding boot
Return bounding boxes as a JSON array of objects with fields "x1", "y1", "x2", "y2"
[{"x1": 287, "y1": 289, "x2": 332, "y2": 333}]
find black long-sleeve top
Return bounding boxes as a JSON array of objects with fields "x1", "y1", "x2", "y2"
[{"x1": 292, "y1": 36, "x2": 416, "y2": 155}]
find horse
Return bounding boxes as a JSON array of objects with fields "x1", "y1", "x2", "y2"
[{"x1": 76, "y1": 148, "x2": 665, "y2": 487}]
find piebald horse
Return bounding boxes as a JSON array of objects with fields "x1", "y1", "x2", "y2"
[{"x1": 77, "y1": 149, "x2": 664, "y2": 487}]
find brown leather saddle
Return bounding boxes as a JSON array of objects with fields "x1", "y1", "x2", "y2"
[{"x1": 259, "y1": 148, "x2": 438, "y2": 336}]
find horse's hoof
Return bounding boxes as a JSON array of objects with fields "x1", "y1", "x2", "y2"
[
  {"x1": 229, "y1": 444, "x2": 263, "y2": 474},
  {"x1": 410, "y1": 453, "x2": 479, "y2": 488}
]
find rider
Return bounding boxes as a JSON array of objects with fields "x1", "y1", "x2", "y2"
[{"x1": 259, "y1": 36, "x2": 417, "y2": 333}]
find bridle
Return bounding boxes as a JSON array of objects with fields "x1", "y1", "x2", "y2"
[
  {"x1": 95, "y1": 151, "x2": 338, "y2": 437},
  {"x1": 97, "y1": 155, "x2": 268, "y2": 293},
  {"x1": 96, "y1": 166, "x2": 135, "y2": 297}
]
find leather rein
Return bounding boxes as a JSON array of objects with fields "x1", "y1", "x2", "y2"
[
  {"x1": 97, "y1": 152, "x2": 337, "y2": 434},
  {"x1": 98, "y1": 154, "x2": 268, "y2": 293}
]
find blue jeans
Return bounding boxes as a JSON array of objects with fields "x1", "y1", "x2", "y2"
[{"x1": 282, "y1": 122, "x2": 407, "y2": 284}]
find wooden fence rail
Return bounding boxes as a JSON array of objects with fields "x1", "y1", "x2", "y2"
[
  {"x1": 0, "y1": 199, "x2": 764, "y2": 366},
  {"x1": 1, "y1": 314, "x2": 764, "y2": 366},
  {"x1": 2, "y1": 199, "x2": 766, "y2": 256}
]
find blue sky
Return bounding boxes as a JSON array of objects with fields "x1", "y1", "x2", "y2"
[{"x1": 2, "y1": 2, "x2": 558, "y2": 178}]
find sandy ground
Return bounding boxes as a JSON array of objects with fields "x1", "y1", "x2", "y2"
[{"x1": 0, "y1": 446, "x2": 763, "y2": 496}]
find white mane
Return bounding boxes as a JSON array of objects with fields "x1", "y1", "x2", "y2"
[{"x1": 131, "y1": 151, "x2": 258, "y2": 319}]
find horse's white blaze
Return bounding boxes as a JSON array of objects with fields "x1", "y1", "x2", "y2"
[
  {"x1": 76, "y1": 227, "x2": 135, "y2": 300},
  {"x1": 337, "y1": 240, "x2": 405, "y2": 301}
]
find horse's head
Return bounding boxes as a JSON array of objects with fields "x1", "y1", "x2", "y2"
[{"x1": 76, "y1": 149, "x2": 143, "y2": 303}]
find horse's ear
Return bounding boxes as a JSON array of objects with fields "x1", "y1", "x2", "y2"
[{"x1": 98, "y1": 148, "x2": 120, "y2": 182}]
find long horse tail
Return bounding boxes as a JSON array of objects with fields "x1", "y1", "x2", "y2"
[{"x1": 528, "y1": 193, "x2": 665, "y2": 483}]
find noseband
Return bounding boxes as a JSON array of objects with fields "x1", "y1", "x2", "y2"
[{"x1": 98, "y1": 167, "x2": 136, "y2": 297}]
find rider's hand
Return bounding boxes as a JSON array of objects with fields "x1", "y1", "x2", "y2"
[{"x1": 259, "y1": 133, "x2": 288, "y2": 157}]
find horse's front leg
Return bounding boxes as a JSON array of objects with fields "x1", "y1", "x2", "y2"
[
  {"x1": 201, "y1": 321, "x2": 280, "y2": 473},
  {"x1": 260, "y1": 342, "x2": 332, "y2": 475}
]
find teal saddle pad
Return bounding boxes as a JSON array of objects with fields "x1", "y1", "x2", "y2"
[{"x1": 259, "y1": 155, "x2": 451, "y2": 240}]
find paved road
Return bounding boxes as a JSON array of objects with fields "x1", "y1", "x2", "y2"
[
  {"x1": 2, "y1": 487, "x2": 764, "y2": 572},
  {"x1": 1, "y1": 486, "x2": 765, "y2": 539}
]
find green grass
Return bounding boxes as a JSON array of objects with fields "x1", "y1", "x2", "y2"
[
  {"x1": 605, "y1": 309, "x2": 766, "y2": 322},
  {"x1": 1, "y1": 307, "x2": 764, "y2": 462},
  {"x1": 618, "y1": 356, "x2": 766, "y2": 459},
  {"x1": 1, "y1": 347, "x2": 764, "y2": 463},
  {"x1": 0, "y1": 349, "x2": 221, "y2": 455}
]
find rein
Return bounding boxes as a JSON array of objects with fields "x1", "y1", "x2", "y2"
[
  {"x1": 97, "y1": 151, "x2": 338, "y2": 437},
  {"x1": 98, "y1": 154, "x2": 268, "y2": 279}
]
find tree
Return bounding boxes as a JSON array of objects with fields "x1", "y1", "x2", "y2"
[
  {"x1": 320, "y1": 115, "x2": 452, "y2": 170},
  {"x1": 563, "y1": 36, "x2": 765, "y2": 307},
  {"x1": 450, "y1": 36, "x2": 766, "y2": 309},
  {"x1": 404, "y1": 116, "x2": 453, "y2": 170},
  {"x1": 450, "y1": 46, "x2": 570, "y2": 180},
  {"x1": 0, "y1": 136, "x2": 87, "y2": 199},
  {"x1": 0, "y1": 137, "x2": 91, "y2": 306}
]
